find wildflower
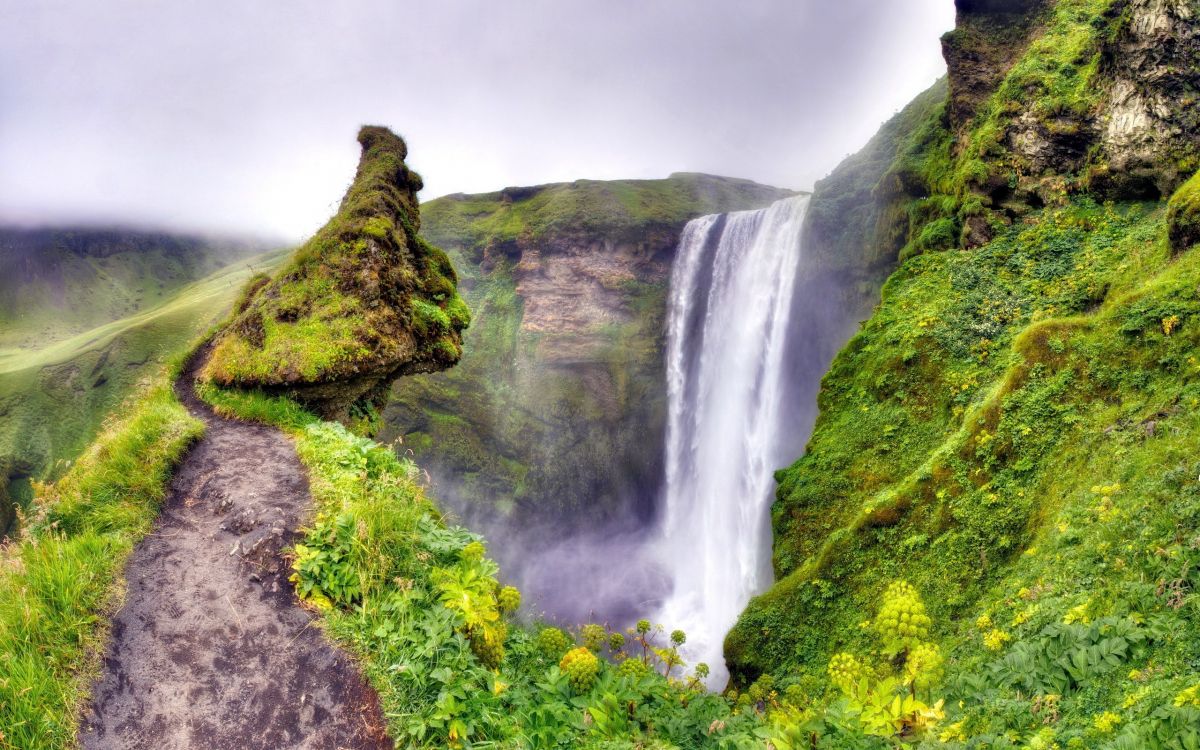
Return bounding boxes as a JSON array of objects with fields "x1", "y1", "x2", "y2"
[
  {"x1": 1093, "y1": 712, "x2": 1121, "y2": 733},
  {"x1": 983, "y1": 629, "x2": 1012, "y2": 651}
]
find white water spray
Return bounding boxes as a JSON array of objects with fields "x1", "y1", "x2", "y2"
[{"x1": 656, "y1": 194, "x2": 811, "y2": 688}]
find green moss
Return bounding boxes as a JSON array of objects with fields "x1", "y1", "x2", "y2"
[
  {"x1": 1167, "y1": 169, "x2": 1200, "y2": 253},
  {"x1": 203, "y1": 127, "x2": 469, "y2": 395}
]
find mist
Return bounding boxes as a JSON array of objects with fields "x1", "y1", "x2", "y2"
[{"x1": 1, "y1": 0, "x2": 953, "y2": 239}]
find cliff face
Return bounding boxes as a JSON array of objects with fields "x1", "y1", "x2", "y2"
[
  {"x1": 941, "y1": 0, "x2": 1051, "y2": 129},
  {"x1": 728, "y1": 2, "x2": 1200, "y2": 741},
  {"x1": 382, "y1": 174, "x2": 793, "y2": 532},
  {"x1": 202, "y1": 127, "x2": 468, "y2": 423},
  {"x1": 936, "y1": 0, "x2": 1200, "y2": 247}
]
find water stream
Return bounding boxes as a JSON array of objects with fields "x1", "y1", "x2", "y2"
[{"x1": 655, "y1": 194, "x2": 811, "y2": 687}]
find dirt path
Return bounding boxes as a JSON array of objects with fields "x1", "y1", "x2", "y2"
[{"x1": 79, "y1": 350, "x2": 391, "y2": 750}]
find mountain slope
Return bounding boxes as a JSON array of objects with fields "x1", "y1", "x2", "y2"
[
  {"x1": 0, "y1": 238, "x2": 284, "y2": 537},
  {"x1": 727, "y1": 0, "x2": 1200, "y2": 745}
]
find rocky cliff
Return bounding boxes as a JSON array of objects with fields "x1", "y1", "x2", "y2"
[
  {"x1": 202, "y1": 127, "x2": 468, "y2": 422},
  {"x1": 935, "y1": 0, "x2": 1200, "y2": 248},
  {"x1": 382, "y1": 174, "x2": 793, "y2": 535}
]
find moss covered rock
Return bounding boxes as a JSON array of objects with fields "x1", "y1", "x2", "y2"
[
  {"x1": 1168, "y1": 169, "x2": 1200, "y2": 254},
  {"x1": 202, "y1": 126, "x2": 468, "y2": 421}
]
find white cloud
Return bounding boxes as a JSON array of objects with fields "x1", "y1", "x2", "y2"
[{"x1": 0, "y1": 0, "x2": 954, "y2": 240}]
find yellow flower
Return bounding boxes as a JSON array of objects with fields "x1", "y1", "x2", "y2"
[
  {"x1": 1175, "y1": 684, "x2": 1200, "y2": 708},
  {"x1": 983, "y1": 629, "x2": 1012, "y2": 652},
  {"x1": 1093, "y1": 711, "x2": 1122, "y2": 733},
  {"x1": 939, "y1": 720, "x2": 968, "y2": 742},
  {"x1": 1063, "y1": 602, "x2": 1091, "y2": 625},
  {"x1": 975, "y1": 614, "x2": 993, "y2": 630}
]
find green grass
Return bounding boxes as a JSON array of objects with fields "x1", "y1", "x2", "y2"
[
  {"x1": 0, "y1": 363, "x2": 203, "y2": 750},
  {"x1": 729, "y1": 188, "x2": 1200, "y2": 745},
  {"x1": 0, "y1": 250, "x2": 287, "y2": 537}
]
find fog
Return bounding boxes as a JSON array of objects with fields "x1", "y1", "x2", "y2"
[{"x1": 1, "y1": 0, "x2": 953, "y2": 239}]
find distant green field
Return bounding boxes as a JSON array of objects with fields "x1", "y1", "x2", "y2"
[{"x1": 0, "y1": 248, "x2": 289, "y2": 534}]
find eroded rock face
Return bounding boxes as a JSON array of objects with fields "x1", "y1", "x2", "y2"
[
  {"x1": 1095, "y1": 0, "x2": 1200, "y2": 198},
  {"x1": 202, "y1": 126, "x2": 469, "y2": 422},
  {"x1": 941, "y1": 0, "x2": 1050, "y2": 129},
  {"x1": 512, "y1": 229, "x2": 675, "y2": 363}
]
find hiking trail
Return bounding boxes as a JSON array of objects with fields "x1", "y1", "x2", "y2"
[{"x1": 79, "y1": 349, "x2": 392, "y2": 750}]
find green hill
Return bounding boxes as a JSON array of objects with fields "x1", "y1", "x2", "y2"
[
  {"x1": 726, "y1": 0, "x2": 1200, "y2": 745},
  {"x1": 0, "y1": 245, "x2": 286, "y2": 535}
]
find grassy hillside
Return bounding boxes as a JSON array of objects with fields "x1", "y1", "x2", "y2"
[
  {"x1": 0, "y1": 227, "x2": 267, "y2": 350},
  {"x1": 725, "y1": 0, "x2": 1200, "y2": 745},
  {"x1": 0, "y1": 248, "x2": 287, "y2": 535}
]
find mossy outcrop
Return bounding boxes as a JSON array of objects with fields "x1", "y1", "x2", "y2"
[
  {"x1": 1168, "y1": 168, "x2": 1200, "y2": 253},
  {"x1": 888, "y1": 0, "x2": 1200, "y2": 253},
  {"x1": 203, "y1": 126, "x2": 468, "y2": 422}
]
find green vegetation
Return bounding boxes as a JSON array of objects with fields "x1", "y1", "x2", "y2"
[
  {"x1": 203, "y1": 381, "x2": 972, "y2": 747},
  {"x1": 730, "y1": 144, "x2": 1200, "y2": 748},
  {"x1": 203, "y1": 127, "x2": 469, "y2": 410},
  {"x1": 0, "y1": 249, "x2": 287, "y2": 536},
  {"x1": 1168, "y1": 169, "x2": 1200, "y2": 253},
  {"x1": 0, "y1": 361, "x2": 202, "y2": 749}
]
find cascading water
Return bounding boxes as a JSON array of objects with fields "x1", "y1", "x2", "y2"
[{"x1": 656, "y1": 193, "x2": 811, "y2": 688}]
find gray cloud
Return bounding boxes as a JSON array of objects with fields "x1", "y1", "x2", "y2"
[{"x1": 0, "y1": 0, "x2": 953, "y2": 239}]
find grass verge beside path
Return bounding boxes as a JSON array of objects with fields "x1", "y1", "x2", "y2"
[{"x1": 0, "y1": 360, "x2": 202, "y2": 750}]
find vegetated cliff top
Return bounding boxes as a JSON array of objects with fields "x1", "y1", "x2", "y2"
[
  {"x1": 202, "y1": 126, "x2": 469, "y2": 421},
  {"x1": 420, "y1": 172, "x2": 797, "y2": 254}
]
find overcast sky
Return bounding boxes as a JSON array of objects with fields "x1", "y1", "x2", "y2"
[{"x1": 0, "y1": 1, "x2": 954, "y2": 240}]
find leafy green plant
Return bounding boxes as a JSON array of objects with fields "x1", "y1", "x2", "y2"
[{"x1": 290, "y1": 512, "x2": 362, "y2": 608}]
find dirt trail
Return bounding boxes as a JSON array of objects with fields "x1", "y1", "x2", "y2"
[{"x1": 79, "y1": 350, "x2": 391, "y2": 750}]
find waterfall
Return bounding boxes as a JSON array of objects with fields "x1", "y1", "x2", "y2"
[{"x1": 656, "y1": 193, "x2": 811, "y2": 688}]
